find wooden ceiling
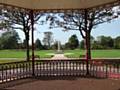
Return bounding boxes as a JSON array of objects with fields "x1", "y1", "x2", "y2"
[{"x1": 0, "y1": 0, "x2": 119, "y2": 10}]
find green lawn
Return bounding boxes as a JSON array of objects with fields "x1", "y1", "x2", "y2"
[
  {"x1": 0, "y1": 60, "x2": 23, "y2": 64},
  {"x1": 35, "y1": 50, "x2": 55, "y2": 58},
  {"x1": 64, "y1": 49, "x2": 120, "y2": 58},
  {"x1": 0, "y1": 49, "x2": 120, "y2": 58},
  {"x1": 64, "y1": 50, "x2": 86, "y2": 58},
  {"x1": 0, "y1": 50, "x2": 54, "y2": 63},
  {"x1": 0, "y1": 50, "x2": 54, "y2": 58},
  {"x1": 0, "y1": 50, "x2": 26, "y2": 58},
  {"x1": 0, "y1": 49, "x2": 120, "y2": 63},
  {"x1": 92, "y1": 50, "x2": 120, "y2": 58}
]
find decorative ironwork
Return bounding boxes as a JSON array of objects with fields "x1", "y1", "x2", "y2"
[
  {"x1": 0, "y1": 59, "x2": 120, "y2": 83},
  {"x1": 0, "y1": 61, "x2": 32, "y2": 83},
  {"x1": 0, "y1": 1, "x2": 120, "y2": 13},
  {"x1": 0, "y1": 0, "x2": 120, "y2": 85},
  {"x1": 89, "y1": 0, "x2": 120, "y2": 12}
]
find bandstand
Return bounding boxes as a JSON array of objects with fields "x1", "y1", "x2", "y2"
[{"x1": 0, "y1": 0, "x2": 120, "y2": 84}]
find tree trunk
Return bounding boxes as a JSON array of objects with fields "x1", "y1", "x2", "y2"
[
  {"x1": 84, "y1": 9, "x2": 91, "y2": 75},
  {"x1": 26, "y1": 33, "x2": 30, "y2": 61},
  {"x1": 85, "y1": 30, "x2": 91, "y2": 75},
  {"x1": 85, "y1": 31, "x2": 91, "y2": 60}
]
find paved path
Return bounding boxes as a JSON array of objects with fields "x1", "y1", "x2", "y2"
[{"x1": 51, "y1": 54, "x2": 68, "y2": 59}]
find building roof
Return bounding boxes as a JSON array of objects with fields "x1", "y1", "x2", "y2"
[{"x1": 0, "y1": 0, "x2": 119, "y2": 10}]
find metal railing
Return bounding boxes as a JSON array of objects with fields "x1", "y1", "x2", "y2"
[
  {"x1": 89, "y1": 59, "x2": 120, "y2": 78},
  {"x1": 0, "y1": 59, "x2": 120, "y2": 83},
  {"x1": 34, "y1": 60, "x2": 87, "y2": 76},
  {"x1": 0, "y1": 61, "x2": 32, "y2": 83}
]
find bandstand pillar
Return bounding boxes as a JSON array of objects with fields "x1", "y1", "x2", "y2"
[
  {"x1": 84, "y1": 9, "x2": 90, "y2": 75},
  {"x1": 30, "y1": 10, "x2": 35, "y2": 76}
]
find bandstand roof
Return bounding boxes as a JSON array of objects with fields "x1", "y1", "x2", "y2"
[{"x1": 0, "y1": 0, "x2": 119, "y2": 10}]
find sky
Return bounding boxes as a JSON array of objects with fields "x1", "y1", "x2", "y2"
[{"x1": 17, "y1": 18, "x2": 120, "y2": 44}]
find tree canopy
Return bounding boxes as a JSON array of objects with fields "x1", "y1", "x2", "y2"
[
  {"x1": 42, "y1": 31, "x2": 54, "y2": 49},
  {"x1": 46, "y1": 6, "x2": 119, "y2": 59},
  {"x1": 0, "y1": 30, "x2": 20, "y2": 49},
  {"x1": 67, "y1": 34, "x2": 79, "y2": 50},
  {"x1": 35, "y1": 39, "x2": 43, "y2": 50}
]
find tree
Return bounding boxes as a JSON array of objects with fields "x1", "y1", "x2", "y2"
[
  {"x1": 42, "y1": 31, "x2": 53, "y2": 49},
  {"x1": 0, "y1": 8, "x2": 44, "y2": 61},
  {"x1": 64, "y1": 42, "x2": 70, "y2": 49},
  {"x1": 23, "y1": 39, "x2": 27, "y2": 49},
  {"x1": 80, "y1": 40, "x2": 85, "y2": 49},
  {"x1": 97, "y1": 36, "x2": 114, "y2": 49},
  {"x1": 35, "y1": 39, "x2": 43, "y2": 50},
  {"x1": 92, "y1": 41, "x2": 102, "y2": 49},
  {"x1": 114, "y1": 36, "x2": 120, "y2": 49},
  {"x1": 46, "y1": 7, "x2": 117, "y2": 60},
  {"x1": 80, "y1": 36, "x2": 95, "y2": 49},
  {"x1": 0, "y1": 10, "x2": 11, "y2": 30},
  {"x1": 52, "y1": 40, "x2": 58, "y2": 50},
  {"x1": 68, "y1": 34, "x2": 79, "y2": 49},
  {"x1": 0, "y1": 30, "x2": 20, "y2": 49}
]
